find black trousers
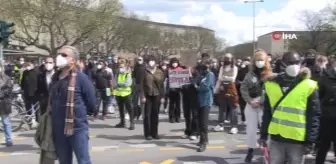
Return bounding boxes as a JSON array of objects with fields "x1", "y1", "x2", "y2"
[
  {"x1": 95, "y1": 89, "x2": 109, "y2": 116},
  {"x1": 132, "y1": 84, "x2": 144, "y2": 118},
  {"x1": 143, "y1": 95, "x2": 160, "y2": 137},
  {"x1": 316, "y1": 118, "x2": 336, "y2": 164},
  {"x1": 198, "y1": 106, "x2": 210, "y2": 144},
  {"x1": 24, "y1": 95, "x2": 38, "y2": 121},
  {"x1": 182, "y1": 86, "x2": 199, "y2": 136},
  {"x1": 116, "y1": 95, "x2": 134, "y2": 124},
  {"x1": 236, "y1": 83, "x2": 246, "y2": 122},
  {"x1": 39, "y1": 95, "x2": 48, "y2": 116},
  {"x1": 168, "y1": 90, "x2": 181, "y2": 121}
]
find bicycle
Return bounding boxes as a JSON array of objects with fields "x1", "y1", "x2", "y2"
[{"x1": 0, "y1": 85, "x2": 40, "y2": 132}]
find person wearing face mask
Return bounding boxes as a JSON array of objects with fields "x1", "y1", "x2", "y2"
[
  {"x1": 239, "y1": 49, "x2": 273, "y2": 162},
  {"x1": 167, "y1": 57, "x2": 184, "y2": 123},
  {"x1": 236, "y1": 60, "x2": 249, "y2": 124},
  {"x1": 20, "y1": 62, "x2": 39, "y2": 127},
  {"x1": 92, "y1": 61, "x2": 114, "y2": 120},
  {"x1": 315, "y1": 57, "x2": 336, "y2": 164},
  {"x1": 193, "y1": 59, "x2": 215, "y2": 152},
  {"x1": 112, "y1": 59, "x2": 134, "y2": 130},
  {"x1": 140, "y1": 56, "x2": 165, "y2": 140},
  {"x1": 132, "y1": 56, "x2": 146, "y2": 120},
  {"x1": 214, "y1": 53, "x2": 239, "y2": 134},
  {"x1": 36, "y1": 57, "x2": 55, "y2": 116},
  {"x1": 159, "y1": 61, "x2": 169, "y2": 113},
  {"x1": 259, "y1": 51, "x2": 321, "y2": 164},
  {"x1": 50, "y1": 46, "x2": 96, "y2": 164},
  {"x1": 0, "y1": 65, "x2": 14, "y2": 147}
]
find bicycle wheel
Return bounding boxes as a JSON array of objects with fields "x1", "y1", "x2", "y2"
[{"x1": 0, "y1": 102, "x2": 25, "y2": 132}]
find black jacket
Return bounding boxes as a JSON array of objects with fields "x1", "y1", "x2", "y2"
[
  {"x1": 260, "y1": 67, "x2": 321, "y2": 144},
  {"x1": 21, "y1": 69, "x2": 38, "y2": 97},
  {"x1": 318, "y1": 68, "x2": 336, "y2": 119},
  {"x1": 133, "y1": 64, "x2": 146, "y2": 85},
  {"x1": 0, "y1": 74, "x2": 13, "y2": 115}
]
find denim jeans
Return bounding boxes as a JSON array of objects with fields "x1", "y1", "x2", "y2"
[
  {"x1": 1, "y1": 115, "x2": 13, "y2": 143},
  {"x1": 270, "y1": 140, "x2": 305, "y2": 164}
]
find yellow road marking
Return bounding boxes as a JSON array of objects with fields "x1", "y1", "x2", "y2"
[
  {"x1": 208, "y1": 146, "x2": 225, "y2": 149},
  {"x1": 139, "y1": 162, "x2": 152, "y2": 164},
  {"x1": 159, "y1": 147, "x2": 185, "y2": 151},
  {"x1": 236, "y1": 144, "x2": 248, "y2": 148},
  {"x1": 0, "y1": 152, "x2": 9, "y2": 157},
  {"x1": 160, "y1": 159, "x2": 175, "y2": 164},
  {"x1": 91, "y1": 147, "x2": 106, "y2": 152},
  {"x1": 117, "y1": 149, "x2": 144, "y2": 152}
]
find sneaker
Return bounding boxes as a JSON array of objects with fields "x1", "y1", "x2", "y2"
[
  {"x1": 224, "y1": 120, "x2": 231, "y2": 124},
  {"x1": 107, "y1": 106, "x2": 115, "y2": 114},
  {"x1": 31, "y1": 120, "x2": 39, "y2": 128},
  {"x1": 189, "y1": 135, "x2": 197, "y2": 140},
  {"x1": 213, "y1": 125, "x2": 224, "y2": 132},
  {"x1": 125, "y1": 113, "x2": 130, "y2": 120},
  {"x1": 230, "y1": 127, "x2": 238, "y2": 134},
  {"x1": 5, "y1": 141, "x2": 13, "y2": 147}
]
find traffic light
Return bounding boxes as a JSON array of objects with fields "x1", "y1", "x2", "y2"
[{"x1": 0, "y1": 20, "x2": 15, "y2": 44}]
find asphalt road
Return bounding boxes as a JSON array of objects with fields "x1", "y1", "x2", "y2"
[{"x1": 0, "y1": 107, "x2": 332, "y2": 164}]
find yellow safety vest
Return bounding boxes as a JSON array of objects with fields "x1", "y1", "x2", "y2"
[
  {"x1": 264, "y1": 78, "x2": 317, "y2": 141},
  {"x1": 113, "y1": 73, "x2": 132, "y2": 97}
]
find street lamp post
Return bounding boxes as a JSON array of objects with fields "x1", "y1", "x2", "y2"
[{"x1": 244, "y1": 0, "x2": 264, "y2": 53}]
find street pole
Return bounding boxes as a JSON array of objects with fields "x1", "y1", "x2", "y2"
[
  {"x1": 0, "y1": 43, "x2": 3, "y2": 67},
  {"x1": 252, "y1": 1, "x2": 256, "y2": 52}
]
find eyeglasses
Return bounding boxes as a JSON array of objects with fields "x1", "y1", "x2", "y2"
[{"x1": 58, "y1": 53, "x2": 68, "y2": 57}]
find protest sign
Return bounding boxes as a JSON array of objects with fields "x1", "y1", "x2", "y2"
[{"x1": 168, "y1": 69, "x2": 191, "y2": 88}]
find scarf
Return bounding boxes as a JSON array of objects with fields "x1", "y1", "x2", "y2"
[{"x1": 64, "y1": 67, "x2": 78, "y2": 136}]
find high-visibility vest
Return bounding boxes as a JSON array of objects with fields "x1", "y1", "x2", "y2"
[
  {"x1": 264, "y1": 78, "x2": 317, "y2": 141},
  {"x1": 113, "y1": 73, "x2": 132, "y2": 97}
]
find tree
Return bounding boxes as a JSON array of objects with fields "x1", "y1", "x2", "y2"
[
  {"x1": 288, "y1": 10, "x2": 336, "y2": 55},
  {"x1": 215, "y1": 37, "x2": 227, "y2": 52},
  {"x1": 0, "y1": 0, "x2": 122, "y2": 55}
]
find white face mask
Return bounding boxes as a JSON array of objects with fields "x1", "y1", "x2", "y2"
[
  {"x1": 45, "y1": 63, "x2": 54, "y2": 71},
  {"x1": 138, "y1": 60, "x2": 143, "y2": 64},
  {"x1": 149, "y1": 61, "x2": 156, "y2": 67},
  {"x1": 119, "y1": 67, "x2": 126, "y2": 73},
  {"x1": 172, "y1": 63, "x2": 178, "y2": 68},
  {"x1": 56, "y1": 55, "x2": 68, "y2": 68},
  {"x1": 97, "y1": 65, "x2": 103, "y2": 69},
  {"x1": 241, "y1": 64, "x2": 246, "y2": 68},
  {"x1": 161, "y1": 65, "x2": 167, "y2": 70},
  {"x1": 285, "y1": 65, "x2": 301, "y2": 77},
  {"x1": 19, "y1": 61, "x2": 24, "y2": 65},
  {"x1": 268, "y1": 57, "x2": 272, "y2": 62},
  {"x1": 255, "y1": 61, "x2": 265, "y2": 68}
]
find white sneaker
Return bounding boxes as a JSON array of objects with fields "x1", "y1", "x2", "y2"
[
  {"x1": 224, "y1": 120, "x2": 231, "y2": 124},
  {"x1": 181, "y1": 135, "x2": 188, "y2": 139},
  {"x1": 214, "y1": 125, "x2": 224, "y2": 132},
  {"x1": 125, "y1": 113, "x2": 129, "y2": 120},
  {"x1": 107, "y1": 106, "x2": 115, "y2": 114},
  {"x1": 31, "y1": 120, "x2": 39, "y2": 128},
  {"x1": 189, "y1": 135, "x2": 197, "y2": 140},
  {"x1": 230, "y1": 127, "x2": 238, "y2": 134}
]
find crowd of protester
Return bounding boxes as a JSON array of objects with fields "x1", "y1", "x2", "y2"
[{"x1": 1, "y1": 46, "x2": 336, "y2": 164}]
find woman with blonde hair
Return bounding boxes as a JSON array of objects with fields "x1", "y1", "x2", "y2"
[{"x1": 240, "y1": 49, "x2": 273, "y2": 162}]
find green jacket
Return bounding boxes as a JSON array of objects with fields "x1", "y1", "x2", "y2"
[{"x1": 35, "y1": 111, "x2": 57, "y2": 164}]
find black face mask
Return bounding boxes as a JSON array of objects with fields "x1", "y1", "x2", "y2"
[
  {"x1": 223, "y1": 61, "x2": 231, "y2": 65},
  {"x1": 305, "y1": 58, "x2": 315, "y2": 65}
]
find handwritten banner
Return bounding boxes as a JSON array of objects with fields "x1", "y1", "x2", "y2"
[{"x1": 168, "y1": 69, "x2": 191, "y2": 88}]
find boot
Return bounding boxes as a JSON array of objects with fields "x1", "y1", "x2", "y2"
[
  {"x1": 244, "y1": 148, "x2": 254, "y2": 163},
  {"x1": 129, "y1": 121, "x2": 135, "y2": 130},
  {"x1": 115, "y1": 122, "x2": 125, "y2": 128},
  {"x1": 197, "y1": 143, "x2": 206, "y2": 152}
]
